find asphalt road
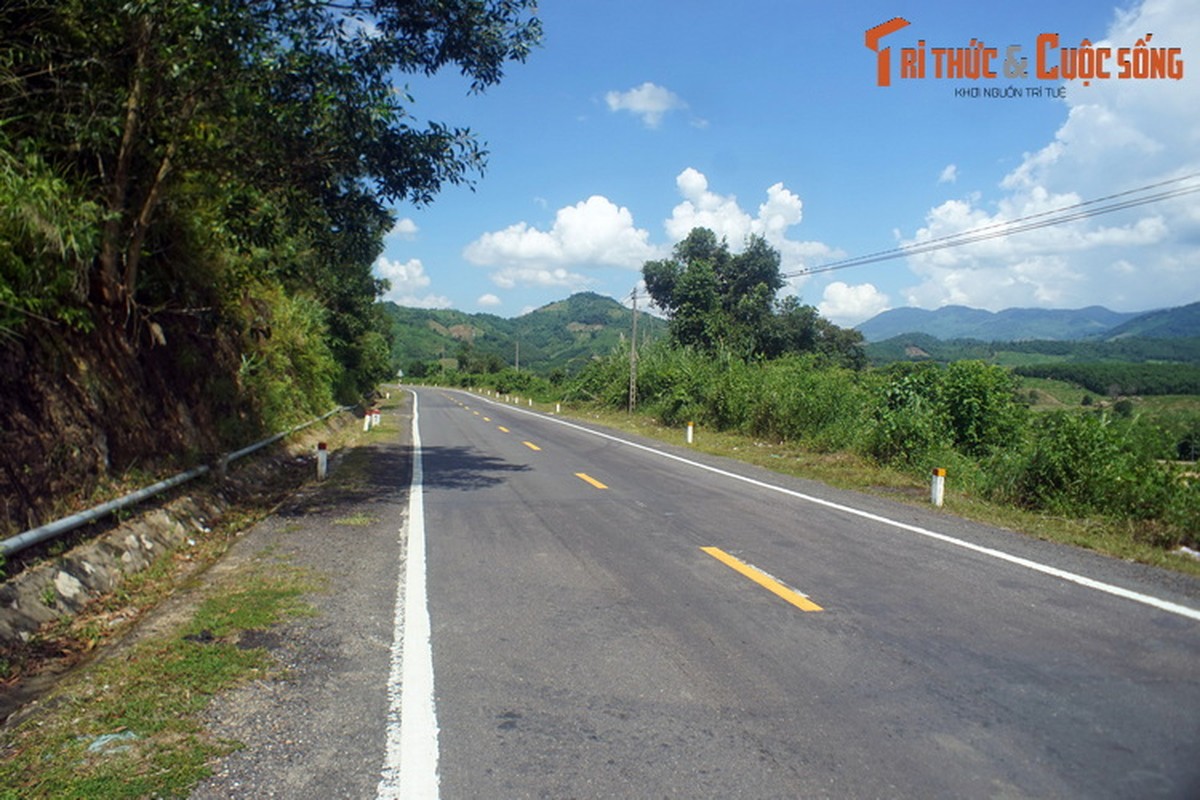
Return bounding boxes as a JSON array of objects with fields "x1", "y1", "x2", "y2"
[
  {"x1": 193, "y1": 387, "x2": 1200, "y2": 799},
  {"x1": 415, "y1": 388, "x2": 1199, "y2": 799}
]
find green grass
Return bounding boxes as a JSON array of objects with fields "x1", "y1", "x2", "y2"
[
  {"x1": 0, "y1": 562, "x2": 318, "y2": 799},
  {"x1": 333, "y1": 512, "x2": 377, "y2": 526},
  {"x1": 1018, "y1": 375, "x2": 1091, "y2": 408}
]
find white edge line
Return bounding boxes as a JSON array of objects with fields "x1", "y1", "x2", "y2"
[
  {"x1": 378, "y1": 390, "x2": 441, "y2": 799},
  {"x1": 454, "y1": 389, "x2": 1200, "y2": 623}
]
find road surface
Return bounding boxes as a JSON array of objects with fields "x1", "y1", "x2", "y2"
[{"x1": 195, "y1": 387, "x2": 1200, "y2": 799}]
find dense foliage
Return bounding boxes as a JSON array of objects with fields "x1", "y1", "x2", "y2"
[
  {"x1": 0, "y1": 0, "x2": 539, "y2": 425},
  {"x1": 643, "y1": 228, "x2": 865, "y2": 366}
]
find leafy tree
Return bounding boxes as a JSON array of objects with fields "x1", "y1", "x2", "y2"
[
  {"x1": 643, "y1": 227, "x2": 862, "y2": 364},
  {"x1": 1, "y1": 0, "x2": 540, "y2": 413}
]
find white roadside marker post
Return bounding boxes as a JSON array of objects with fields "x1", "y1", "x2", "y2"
[
  {"x1": 317, "y1": 442, "x2": 328, "y2": 480},
  {"x1": 687, "y1": 421, "x2": 694, "y2": 445},
  {"x1": 931, "y1": 467, "x2": 946, "y2": 507}
]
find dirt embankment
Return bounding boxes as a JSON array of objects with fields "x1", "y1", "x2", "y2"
[
  {"x1": 0, "y1": 409, "x2": 356, "y2": 725},
  {"x1": 0, "y1": 312, "x2": 250, "y2": 538}
]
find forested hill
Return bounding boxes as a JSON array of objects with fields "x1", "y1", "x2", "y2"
[
  {"x1": 1104, "y1": 301, "x2": 1200, "y2": 339},
  {"x1": 854, "y1": 304, "x2": 1200, "y2": 342},
  {"x1": 382, "y1": 292, "x2": 667, "y2": 375}
]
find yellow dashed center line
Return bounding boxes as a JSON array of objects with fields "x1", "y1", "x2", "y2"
[
  {"x1": 498, "y1": 426, "x2": 510, "y2": 433},
  {"x1": 701, "y1": 547, "x2": 823, "y2": 612},
  {"x1": 574, "y1": 472, "x2": 608, "y2": 490},
  {"x1": 483, "y1": 417, "x2": 491, "y2": 422},
  {"x1": 522, "y1": 441, "x2": 541, "y2": 451}
]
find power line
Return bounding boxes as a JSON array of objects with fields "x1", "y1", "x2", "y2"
[{"x1": 783, "y1": 173, "x2": 1200, "y2": 279}]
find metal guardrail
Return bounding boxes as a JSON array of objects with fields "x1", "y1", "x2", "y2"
[{"x1": 0, "y1": 406, "x2": 352, "y2": 558}]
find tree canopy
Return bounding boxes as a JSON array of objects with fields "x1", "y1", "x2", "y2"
[
  {"x1": 643, "y1": 228, "x2": 864, "y2": 366},
  {"x1": 0, "y1": 0, "x2": 540, "y2": 397}
]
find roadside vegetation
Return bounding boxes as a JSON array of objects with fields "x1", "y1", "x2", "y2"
[
  {"x1": 0, "y1": 558, "x2": 317, "y2": 799},
  {"x1": 0, "y1": 1, "x2": 541, "y2": 534},
  {"x1": 0, "y1": 400, "x2": 383, "y2": 797}
]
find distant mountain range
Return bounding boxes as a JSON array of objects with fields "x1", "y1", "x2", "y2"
[
  {"x1": 855, "y1": 302, "x2": 1200, "y2": 342},
  {"x1": 380, "y1": 291, "x2": 666, "y2": 374}
]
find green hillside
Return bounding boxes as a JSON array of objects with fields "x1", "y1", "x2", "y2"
[
  {"x1": 1104, "y1": 301, "x2": 1200, "y2": 339},
  {"x1": 866, "y1": 333, "x2": 1200, "y2": 367},
  {"x1": 856, "y1": 301, "x2": 1200, "y2": 344},
  {"x1": 382, "y1": 292, "x2": 666, "y2": 375}
]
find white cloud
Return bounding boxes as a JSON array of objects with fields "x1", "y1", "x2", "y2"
[
  {"x1": 464, "y1": 195, "x2": 659, "y2": 289},
  {"x1": 605, "y1": 82, "x2": 687, "y2": 128},
  {"x1": 477, "y1": 293, "x2": 502, "y2": 307},
  {"x1": 386, "y1": 217, "x2": 419, "y2": 240},
  {"x1": 374, "y1": 257, "x2": 451, "y2": 308},
  {"x1": 490, "y1": 266, "x2": 592, "y2": 291},
  {"x1": 900, "y1": 0, "x2": 1200, "y2": 311},
  {"x1": 819, "y1": 282, "x2": 891, "y2": 326},
  {"x1": 938, "y1": 164, "x2": 957, "y2": 184},
  {"x1": 463, "y1": 169, "x2": 841, "y2": 296},
  {"x1": 665, "y1": 167, "x2": 841, "y2": 278}
]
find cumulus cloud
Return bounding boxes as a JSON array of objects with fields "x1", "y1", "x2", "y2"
[
  {"x1": 464, "y1": 195, "x2": 658, "y2": 288},
  {"x1": 374, "y1": 257, "x2": 451, "y2": 308},
  {"x1": 462, "y1": 169, "x2": 841, "y2": 296},
  {"x1": 605, "y1": 82, "x2": 687, "y2": 128},
  {"x1": 900, "y1": 0, "x2": 1200, "y2": 311},
  {"x1": 490, "y1": 266, "x2": 592, "y2": 291},
  {"x1": 477, "y1": 293, "x2": 502, "y2": 307},
  {"x1": 665, "y1": 167, "x2": 840, "y2": 279},
  {"x1": 386, "y1": 217, "x2": 419, "y2": 240},
  {"x1": 818, "y1": 282, "x2": 891, "y2": 326}
]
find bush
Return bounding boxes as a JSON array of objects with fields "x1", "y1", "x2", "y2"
[
  {"x1": 749, "y1": 356, "x2": 867, "y2": 450},
  {"x1": 940, "y1": 361, "x2": 1028, "y2": 456},
  {"x1": 863, "y1": 363, "x2": 948, "y2": 465},
  {"x1": 238, "y1": 288, "x2": 339, "y2": 431},
  {"x1": 986, "y1": 411, "x2": 1174, "y2": 520}
]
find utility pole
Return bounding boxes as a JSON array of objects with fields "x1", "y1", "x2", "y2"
[{"x1": 628, "y1": 287, "x2": 639, "y2": 413}]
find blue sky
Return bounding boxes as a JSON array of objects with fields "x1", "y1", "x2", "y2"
[{"x1": 373, "y1": 0, "x2": 1199, "y2": 325}]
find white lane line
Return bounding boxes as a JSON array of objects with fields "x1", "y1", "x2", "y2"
[
  {"x1": 378, "y1": 390, "x2": 440, "y2": 799},
  {"x1": 452, "y1": 389, "x2": 1200, "y2": 623}
]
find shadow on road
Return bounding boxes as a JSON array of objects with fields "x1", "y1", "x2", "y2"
[
  {"x1": 280, "y1": 441, "x2": 528, "y2": 518},
  {"x1": 420, "y1": 445, "x2": 530, "y2": 491}
]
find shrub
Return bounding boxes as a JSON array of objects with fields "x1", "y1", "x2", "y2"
[
  {"x1": 940, "y1": 361, "x2": 1028, "y2": 456},
  {"x1": 863, "y1": 363, "x2": 948, "y2": 465},
  {"x1": 238, "y1": 288, "x2": 339, "y2": 431},
  {"x1": 987, "y1": 411, "x2": 1174, "y2": 520},
  {"x1": 750, "y1": 356, "x2": 867, "y2": 450}
]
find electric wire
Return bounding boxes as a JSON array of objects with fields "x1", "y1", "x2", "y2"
[{"x1": 783, "y1": 173, "x2": 1200, "y2": 278}]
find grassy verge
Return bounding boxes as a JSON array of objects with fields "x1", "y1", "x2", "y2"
[
  {"x1": 527, "y1": 396, "x2": 1200, "y2": 578},
  {"x1": 0, "y1": 405, "x2": 379, "y2": 795},
  {"x1": 0, "y1": 559, "x2": 318, "y2": 799}
]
